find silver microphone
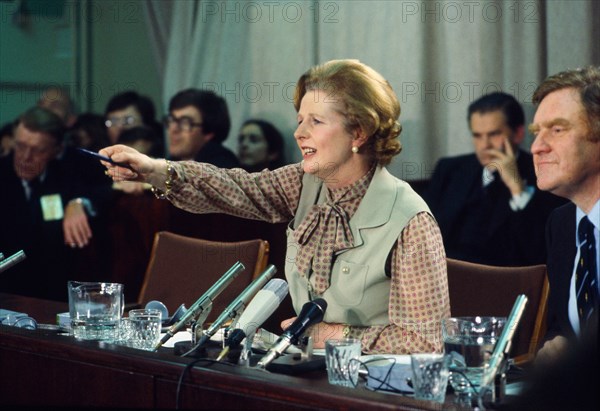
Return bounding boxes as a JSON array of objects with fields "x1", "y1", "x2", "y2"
[
  {"x1": 154, "y1": 261, "x2": 245, "y2": 350},
  {"x1": 479, "y1": 294, "x2": 528, "y2": 405},
  {"x1": 190, "y1": 264, "x2": 277, "y2": 352},
  {"x1": 0, "y1": 250, "x2": 26, "y2": 274}
]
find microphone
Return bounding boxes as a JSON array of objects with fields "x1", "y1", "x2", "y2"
[
  {"x1": 479, "y1": 294, "x2": 528, "y2": 406},
  {"x1": 189, "y1": 265, "x2": 278, "y2": 352},
  {"x1": 215, "y1": 278, "x2": 288, "y2": 360},
  {"x1": 154, "y1": 261, "x2": 245, "y2": 350},
  {"x1": 0, "y1": 250, "x2": 26, "y2": 274},
  {"x1": 256, "y1": 298, "x2": 327, "y2": 369}
]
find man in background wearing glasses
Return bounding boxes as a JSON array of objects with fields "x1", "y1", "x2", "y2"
[
  {"x1": 164, "y1": 89, "x2": 239, "y2": 167},
  {"x1": 0, "y1": 107, "x2": 99, "y2": 300}
]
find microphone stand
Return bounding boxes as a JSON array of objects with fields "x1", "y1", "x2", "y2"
[
  {"x1": 478, "y1": 294, "x2": 528, "y2": 409},
  {"x1": 190, "y1": 301, "x2": 213, "y2": 345},
  {"x1": 154, "y1": 261, "x2": 245, "y2": 350},
  {"x1": 0, "y1": 250, "x2": 26, "y2": 274},
  {"x1": 237, "y1": 329, "x2": 255, "y2": 366},
  {"x1": 189, "y1": 265, "x2": 277, "y2": 354}
]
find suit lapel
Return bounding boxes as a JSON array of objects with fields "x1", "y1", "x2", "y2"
[{"x1": 548, "y1": 203, "x2": 577, "y2": 337}]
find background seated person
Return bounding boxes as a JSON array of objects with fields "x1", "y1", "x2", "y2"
[
  {"x1": 165, "y1": 89, "x2": 239, "y2": 167},
  {"x1": 424, "y1": 92, "x2": 565, "y2": 266},
  {"x1": 237, "y1": 119, "x2": 285, "y2": 172},
  {"x1": 104, "y1": 90, "x2": 163, "y2": 151},
  {"x1": 0, "y1": 107, "x2": 103, "y2": 300},
  {"x1": 101, "y1": 59, "x2": 450, "y2": 355},
  {"x1": 37, "y1": 85, "x2": 77, "y2": 129},
  {"x1": 532, "y1": 66, "x2": 600, "y2": 367},
  {"x1": 37, "y1": 95, "x2": 115, "y2": 270}
]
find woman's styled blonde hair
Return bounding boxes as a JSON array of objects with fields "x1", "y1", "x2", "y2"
[{"x1": 294, "y1": 59, "x2": 402, "y2": 165}]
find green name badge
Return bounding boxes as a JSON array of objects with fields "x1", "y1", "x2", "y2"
[{"x1": 40, "y1": 194, "x2": 64, "y2": 221}]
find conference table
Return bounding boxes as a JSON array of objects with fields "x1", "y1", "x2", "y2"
[{"x1": 1, "y1": 293, "x2": 467, "y2": 410}]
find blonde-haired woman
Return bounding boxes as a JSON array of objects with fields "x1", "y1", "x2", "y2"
[{"x1": 101, "y1": 60, "x2": 450, "y2": 355}]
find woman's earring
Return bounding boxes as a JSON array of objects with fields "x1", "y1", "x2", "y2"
[{"x1": 352, "y1": 146, "x2": 359, "y2": 153}]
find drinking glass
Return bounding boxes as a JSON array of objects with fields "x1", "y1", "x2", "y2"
[
  {"x1": 325, "y1": 338, "x2": 361, "y2": 387},
  {"x1": 68, "y1": 281, "x2": 124, "y2": 341},
  {"x1": 442, "y1": 316, "x2": 506, "y2": 405}
]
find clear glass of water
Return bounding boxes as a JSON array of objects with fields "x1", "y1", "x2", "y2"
[
  {"x1": 128, "y1": 309, "x2": 162, "y2": 351},
  {"x1": 325, "y1": 338, "x2": 361, "y2": 387},
  {"x1": 410, "y1": 353, "x2": 450, "y2": 403},
  {"x1": 442, "y1": 316, "x2": 506, "y2": 405},
  {"x1": 68, "y1": 281, "x2": 124, "y2": 342}
]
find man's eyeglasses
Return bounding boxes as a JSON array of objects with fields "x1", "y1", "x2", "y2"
[
  {"x1": 163, "y1": 115, "x2": 203, "y2": 132},
  {"x1": 105, "y1": 115, "x2": 140, "y2": 128}
]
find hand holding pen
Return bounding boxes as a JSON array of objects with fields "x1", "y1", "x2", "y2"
[{"x1": 98, "y1": 145, "x2": 170, "y2": 189}]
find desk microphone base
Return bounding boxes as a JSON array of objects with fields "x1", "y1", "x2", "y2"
[{"x1": 263, "y1": 353, "x2": 326, "y2": 375}]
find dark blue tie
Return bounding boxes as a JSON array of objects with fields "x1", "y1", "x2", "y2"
[{"x1": 576, "y1": 216, "x2": 598, "y2": 331}]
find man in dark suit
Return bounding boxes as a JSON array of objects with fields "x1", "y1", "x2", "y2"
[
  {"x1": 531, "y1": 66, "x2": 600, "y2": 365},
  {"x1": 424, "y1": 92, "x2": 564, "y2": 266},
  {"x1": 0, "y1": 107, "x2": 104, "y2": 301},
  {"x1": 164, "y1": 89, "x2": 239, "y2": 167}
]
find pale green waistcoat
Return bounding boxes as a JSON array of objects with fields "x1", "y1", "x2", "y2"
[{"x1": 285, "y1": 166, "x2": 431, "y2": 326}]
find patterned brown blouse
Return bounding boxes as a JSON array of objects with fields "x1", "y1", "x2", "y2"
[{"x1": 165, "y1": 161, "x2": 450, "y2": 354}]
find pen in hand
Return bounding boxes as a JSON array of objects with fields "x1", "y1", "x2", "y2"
[{"x1": 76, "y1": 148, "x2": 135, "y2": 171}]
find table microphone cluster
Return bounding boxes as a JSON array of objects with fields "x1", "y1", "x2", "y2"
[
  {"x1": 148, "y1": 260, "x2": 329, "y2": 374},
  {"x1": 183, "y1": 265, "x2": 282, "y2": 357}
]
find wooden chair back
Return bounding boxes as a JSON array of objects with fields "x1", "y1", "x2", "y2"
[
  {"x1": 137, "y1": 231, "x2": 269, "y2": 323},
  {"x1": 446, "y1": 258, "x2": 549, "y2": 364}
]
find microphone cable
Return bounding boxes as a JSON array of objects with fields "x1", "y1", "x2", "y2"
[{"x1": 175, "y1": 357, "x2": 236, "y2": 410}]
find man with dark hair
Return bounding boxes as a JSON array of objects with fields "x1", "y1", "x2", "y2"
[
  {"x1": 0, "y1": 107, "x2": 98, "y2": 300},
  {"x1": 164, "y1": 89, "x2": 239, "y2": 166},
  {"x1": 424, "y1": 92, "x2": 564, "y2": 266},
  {"x1": 531, "y1": 66, "x2": 600, "y2": 365},
  {"x1": 104, "y1": 91, "x2": 162, "y2": 146}
]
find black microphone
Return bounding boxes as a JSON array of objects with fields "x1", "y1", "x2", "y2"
[
  {"x1": 0, "y1": 250, "x2": 26, "y2": 274},
  {"x1": 154, "y1": 261, "x2": 245, "y2": 350},
  {"x1": 257, "y1": 298, "x2": 327, "y2": 369}
]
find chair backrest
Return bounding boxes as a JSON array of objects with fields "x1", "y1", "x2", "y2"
[
  {"x1": 137, "y1": 231, "x2": 269, "y2": 323},
  {"x1": 446, "y1": 258, "x2": 549, "y2": 364}
]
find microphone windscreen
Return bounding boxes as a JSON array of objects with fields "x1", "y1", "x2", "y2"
[
  {"x1": 263, "y1": 278, "x2": 288, "y2": 302},
  {"x1": 283, "y1": 298, "x2": 328, "y2": 345},
  {"x1": 312, "y1": 298, "x2": 328, "y2": 312},
  {"x1": 234, "y1": 279, "x2": 288, "y2": 337}
]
